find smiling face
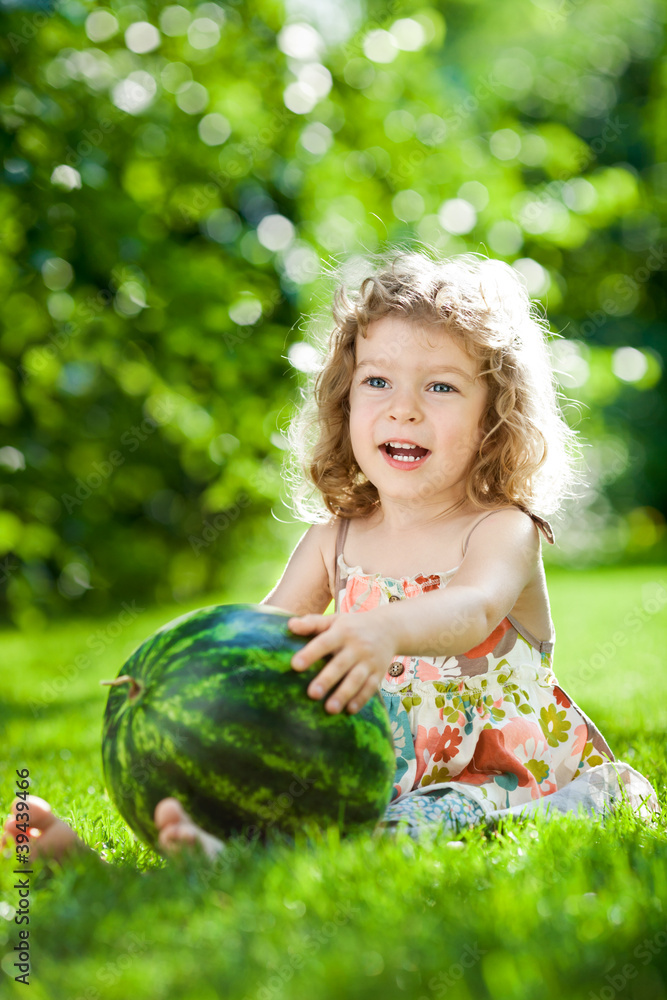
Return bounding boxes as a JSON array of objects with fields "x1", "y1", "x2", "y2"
[{"x1": 348, "y1": 314, "x2": 489, "y2": 511}]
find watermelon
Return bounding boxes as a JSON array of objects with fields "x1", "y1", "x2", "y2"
[{"x1": 101, "y1": 603, "x2": 396, "y2": 852}]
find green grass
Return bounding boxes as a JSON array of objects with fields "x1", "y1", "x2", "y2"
[{"x1": 1, "y1": 564, "x2": 666, "y2": 1000}]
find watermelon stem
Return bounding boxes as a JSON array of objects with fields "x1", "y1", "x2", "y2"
[{"x1": 99, "y1": 675, "x2": 142, "y2": 700}]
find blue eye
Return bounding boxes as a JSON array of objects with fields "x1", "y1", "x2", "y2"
[
  {"x1": 362, "y1": 377, "x2": 388, "y2": 388},
  {"x1": 431, "y1": 383, "x2": 456, "y2": 393}
]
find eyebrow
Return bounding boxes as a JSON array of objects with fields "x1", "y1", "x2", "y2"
[{"x1": 355, "y1": 359, "x2": 477, "y2": 381}]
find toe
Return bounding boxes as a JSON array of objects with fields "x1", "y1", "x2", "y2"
[
  {"x1": 157, "y1": 821, "x2": 196, "y2": 854},
  {"x1": 154, "y1": 797, "x2": 189, "y2": 829},
  {"x1": 2, "y1": 817, "x2": 18, "y2": 841},
  {"x1": 12, "y1": 796, "x2": 55, "y2": 829}
]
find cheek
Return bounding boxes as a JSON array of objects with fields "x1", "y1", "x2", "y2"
[
  {"x1": 350, "y1": 403, "x2": 374, "y2": 434},
  {"x1": 348, "y1": 414, "x2": 367, "y2": 454}
]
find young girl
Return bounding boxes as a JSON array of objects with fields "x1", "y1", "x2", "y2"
[
  {"x1": 274, "y1": 248, "x2": 661, "y2": 841},
  {"x1": 3, "y1": 249, "x2": 660, "y2": 863}
]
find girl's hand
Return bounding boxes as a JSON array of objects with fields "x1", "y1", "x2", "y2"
[{"x1": 287, "y1": 612, "x2": 396, "y2": 715}]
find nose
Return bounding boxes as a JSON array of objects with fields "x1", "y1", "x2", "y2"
[{"x1": 388, "y1": 385, "x2": 422, "y2": 422}]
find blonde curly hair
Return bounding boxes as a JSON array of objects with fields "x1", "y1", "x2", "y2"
[{"x1": 284, "y1": 246, "x2": 584, "y2": 523}]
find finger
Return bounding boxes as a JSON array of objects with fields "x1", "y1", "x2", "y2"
[
  {"x1": 346, "y1": 677, "x2": 381, "y2": 714},
  {"x1": 288, "y1": 617, "x2": 332, "y2": 664},
  {"x1": 287, "y1": 614, "x2": 332, "y2": 633},
  {"x1": 305, "y1": 649, "x2": 357, "y2": 700},
  {"x1": 322, "y1": 664, "x2": 371, "y2": 714},
  {"x1": 291, "y1": 629, "x2": 338, "y2": 670}
]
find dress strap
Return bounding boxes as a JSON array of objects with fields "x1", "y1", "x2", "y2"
[
  {"x1": 333, "y1": 518, "x2": 351, "y2": 613},
  {"x1": 462, "y1": 505, "x2": 556, "y2": 556},
  {"x1": 462, "y1": 511, "x2": 501, "y2": 557},
  {"x1": 526, "y1": 511, "x2": 556, "y2": 546}
]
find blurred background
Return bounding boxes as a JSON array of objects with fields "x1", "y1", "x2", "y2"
[{"x1": 1, "y1": 0, "x2": 665, "y2": 628}]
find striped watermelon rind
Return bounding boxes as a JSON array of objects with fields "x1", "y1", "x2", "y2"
[{"x1": 101, "y1": 604, "x2": 396, "y2": 851}]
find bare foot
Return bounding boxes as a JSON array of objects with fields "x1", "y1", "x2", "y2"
[
  {"x1": 2, "y1": 794, "x2": 226, "y2": 867},
  {"x1": 153, "y1": 798, "x2": 226, "y2": 862},
  {"x1": 2, "y1": 795, "x2": 90, "y2": 864}
]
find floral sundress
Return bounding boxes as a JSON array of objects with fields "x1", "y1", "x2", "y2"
[{"x1": 333, "y1": 513, "x2": 661, "y2": 826}]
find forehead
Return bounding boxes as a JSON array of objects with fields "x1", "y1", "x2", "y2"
[{"x1": 355, "y1": 315, "x2": 475, "y2": 371}]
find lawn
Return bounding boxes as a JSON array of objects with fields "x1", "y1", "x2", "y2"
[{"x1": 1, "y1": 563, "x2": 666, "y2": 1000}]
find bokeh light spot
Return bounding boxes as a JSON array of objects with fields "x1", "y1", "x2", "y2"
[
  {"x1": 198, "y1": 112, "x2": 231, "y2": 145},
  {"x1": 438, "y1": 198, "x2": 476, "y2": 235},
  {"x1": 283, "y1": 82, "x2": 317, "y2": 115},
  {"x1": 257, "y1": 214, "x2": 295, "y2": 251},
  {"x1": 389, "y1": 18, "x2": 426, "y2": 51},
  {"x1": 187, "y1": 17, "x2": 221, "y2": 50},
  {"x1": 490, "y1": 128, "x2": 522, "y2": 160},
  {"x1": 277, "y1": 22, "x2": 324, "y2": 60},
  {"x1": 112, "y1": 72, "x2": 157, "y2": 114},
  {"x1": 299, "y1": 122, "x2": 333, "y2": 156},
  {"x1": 392, "y1": 189, "x2": 425, "y2": 222},
  {"x1": 42, "y1": 257, "x2": 74, "y2": 291},
  {"x1": 85, "y1": 11, "x2": 118, "y2": 42},
  {"x1": 229, "y1": 297, "x2": 262, "y2": 326},
  {"x1": 51, "y1": 165, "x2": 82, "y2": 190},
  {"x1": 513, "y1": 257, "x2": 550, "y2": 296},
  {"x1": 176, "y1": 82, "x2": 209, "y2": 115},
  {"x1": 612, "y1": 347, "x2": 649, "y2": 383},
  {"x1": 125, "y1": 21, "x2": 161, "y2": 54},
  {"x1": 486, "y1": 220, "x2": 524, "y2": 256},
  {"x1": 161, "y1": 61, "x2": 192, "y2": 94},
  {"x1": 203, "y1": 208, "x2": 242, "y2": 244},
  {"x1": 288, "y1": 341, "x2": 321, "y2": 373},
  {"x1": 457, "y1": 181, "x2": 489, "y2": 211},
  {"x1": 159, "y1": 6, "x2": 191, "y2": 36},
  {"x1": 363, "y1": 30, "x2": 399, "y2": 63}
]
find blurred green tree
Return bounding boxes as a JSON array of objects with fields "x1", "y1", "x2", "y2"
[{"x1": 0, "y1": 0, "x2": 664, "y2": 626}]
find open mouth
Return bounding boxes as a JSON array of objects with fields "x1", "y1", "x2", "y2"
[{"x1": 380, "y1": 442, "x2": 431, "y2": 467}]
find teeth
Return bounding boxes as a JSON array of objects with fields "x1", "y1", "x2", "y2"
[
  {"x1": 391, "y1": 454, "x2": 421, "y2": 462},
  {"x1": 385, "y1": 441, "x2": 419, "y2": 449}
]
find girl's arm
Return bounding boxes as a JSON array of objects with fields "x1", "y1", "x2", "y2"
[
  {"x1": 380, "y1": 509, "x2": 541, "y2": 657},
  {"x1": 289, "y1": 509, "x2": 542, "y2": 714},
  {"x1": 261, "y1": 523, "x2": 334, "y2": 616}
]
